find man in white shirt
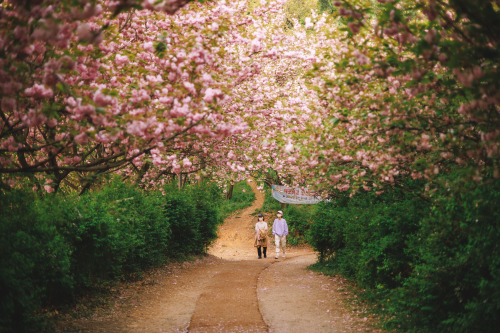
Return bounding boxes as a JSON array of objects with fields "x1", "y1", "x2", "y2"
[{"x1": 272, "y1": 210, "x2": 288, "y2": 259}]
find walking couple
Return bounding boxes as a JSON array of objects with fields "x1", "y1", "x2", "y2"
[{"x1": 254, "y1": 210, "x2": 288, "y2": 259}]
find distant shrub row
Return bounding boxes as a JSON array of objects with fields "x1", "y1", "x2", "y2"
[{"x1": 219, "y1": 181, "x2": 256, "y2": 219}]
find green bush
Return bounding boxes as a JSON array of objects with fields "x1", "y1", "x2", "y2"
[
  {"x1": 282, "y1": 204, "x2": 315, "y2": 245},
  {"x1": 392, "y1": 178, "x2": 500, "y2": 332},
  {"x1": 0, "y1": 179, "x2": 224, "y2": 332},
  {"x1": 262, "y1": 185, "x2": 282, "y2": 212},
  {"x1": 0, "y1": 191, "x2": 71, "y2": 332},
  {"x1": 162, "y1": 182, "x2": 221, "y2": 257},
  {"x1": 310, "y1": 187, "x2": 427, "y2": 289},
  {"x1": 64, "y1": 180, "x2": 171, "y2": 289},
  {"x1": 309, "y1": 176, "x2": 500, "y2": 332},
  {"x1": 308, "y1": 199, "x2": 349, "y2": 262}
]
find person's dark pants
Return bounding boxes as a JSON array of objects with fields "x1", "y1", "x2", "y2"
[{"x1": 257, "y1": 246, "x2": 267, "y2": 258}]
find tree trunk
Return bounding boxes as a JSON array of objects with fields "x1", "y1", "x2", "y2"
[
  {"x1": 135, "y1": 162, "x2": 151, "y2": 187},
  {"x1": 178, "y1": 173, "x2": 183, "y2": 189},
  {"x1": 226, "y1": 183, "x2": 234, "y2": 200}
]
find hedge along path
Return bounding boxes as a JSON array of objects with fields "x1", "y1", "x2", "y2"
[{"x1": 56, "y1": 179, "x2": 383, "y2": 332}]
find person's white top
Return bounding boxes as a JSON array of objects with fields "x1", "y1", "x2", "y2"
[{"x1": 255, "y1": 221, "x2": 268, "y2": 231}]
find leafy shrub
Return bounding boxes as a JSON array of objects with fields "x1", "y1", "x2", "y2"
[
  {"x1": 391, "y1": 178, "x2": 500, "y2": 332},
  {"x1": 262, "y1": 185, "x2": 282, "y2": 212},
  {"x1": 282, "y1": 204, "x2": 315, "y2": 245},
  {"x1": 309, "y1": 176, "x2": 500, "y2": 332},
  {"x1": 308, "y1": 199, "x2": 349, "y2": 261},
  {"x1": 0, "y1": 179, "x2": 225, "y2": 332},
  {"x1": 0, "y1": 191, "x2": 72, "y2": 332},
  {"x1": 310, "y1": 187, "x2": 427, "y2": 290},
  {"x1": 162, "y1": 185, "x2": 213, "y2": 257},
  {"x1": 65, "y1": 180, "x2": 170, "y2": 288}
]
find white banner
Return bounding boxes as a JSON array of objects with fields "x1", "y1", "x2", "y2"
[{"x1": 271, "y1": 185, "x2": 323, "y2": 204}]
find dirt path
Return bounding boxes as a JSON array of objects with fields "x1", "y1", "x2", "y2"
[
  {"x1": 57, "y1": 179, "x2": 382, "y2": 332},
  {"x1": 258, "y1": 254, "x2": 379, "y2": 332}
]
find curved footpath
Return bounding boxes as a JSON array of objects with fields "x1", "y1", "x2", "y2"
[{"x1": 56, "y1": 180, "x2": 383, "y2": 332}]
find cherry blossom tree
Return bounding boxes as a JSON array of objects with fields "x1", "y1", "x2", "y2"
[
  {"x1": 4, "y1": 0, "x2": 496, "y2": 198},
  {"x1": 0, "y1": 0, "x2": 271, "y2": 192},
  {"x1": 280, "y1": 0, "x2": 500, "y2": 196},
  {"x1": 199, "y1": 1, "x2": 332, "y2": 190},
  {"x1": 0, "y1": 0, "x2": 212, "y2": 192}
]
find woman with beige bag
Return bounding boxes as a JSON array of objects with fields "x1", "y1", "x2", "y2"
[{"x1": 254, "y1": 213, "x2": 268, "y2": 259}]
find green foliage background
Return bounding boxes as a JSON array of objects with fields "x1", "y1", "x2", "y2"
[
  {"x1": 219, "y1": 181, "x2": 256, "y2": 219},
  {"x1": 0, "y1": 179, "x2": 254, "y2": 333},
  {"x1": 261, "y1": 184, "x2": 315, "y2": 246}
]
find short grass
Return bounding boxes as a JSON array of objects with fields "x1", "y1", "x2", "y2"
[{"x1": 218, "y1": 180, "x2": 256, "y2": 220}]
